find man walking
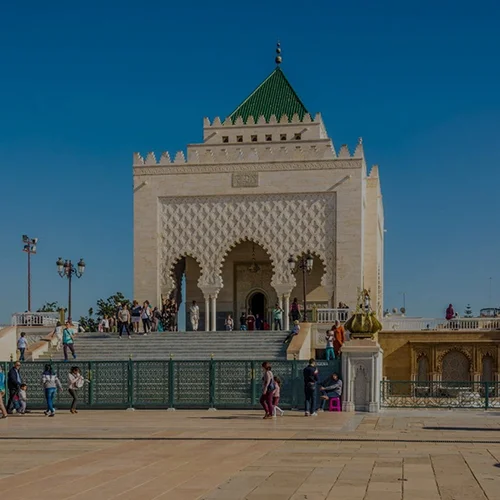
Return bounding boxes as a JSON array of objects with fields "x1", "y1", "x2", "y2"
[
  {"x1": 7, "y1": 361, "x2": 22, "y2": 414},
  {"x1": 303, "y1": 358, "x2": 318, "y2": 416},
  {"x1": 190, "y1": 300, "x2": 200, "y2": 331},
  {"x1": 118, "y1": 304, "x2": 131, "y2": 338},
  {"x1": 17, "y1": 332, "x2": 28, "y2": 362}
]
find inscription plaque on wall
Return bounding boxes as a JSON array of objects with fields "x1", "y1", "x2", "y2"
[{"x1": 232, "y1": 172, "x2": 259, "y2": 188}]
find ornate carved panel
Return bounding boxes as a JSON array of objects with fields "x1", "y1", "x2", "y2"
[
  {"x1": 232, "y1": 172, "x2": 259, "y2": 188},
  {"x1": 159, "y1": 193, "x2": 336, "y2": 293}
]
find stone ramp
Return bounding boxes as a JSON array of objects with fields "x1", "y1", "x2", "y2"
[{"x1": 37, "y1": 330, "x2": 289, "y2": 361}]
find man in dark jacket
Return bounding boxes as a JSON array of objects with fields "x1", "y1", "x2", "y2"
[
  {"x1": 319, "y1": 373, "x2": 343, "y2": 410},
  {"x1": 7, "y1": 361, "x2": 22, "y2": 414},
  {"x1": 303, "y1": 358, "x2": 318, "y2": 416}
]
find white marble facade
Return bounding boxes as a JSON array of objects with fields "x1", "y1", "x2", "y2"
[{"x1": 133, "y1": 69, "x2": 384, "y2": 331}]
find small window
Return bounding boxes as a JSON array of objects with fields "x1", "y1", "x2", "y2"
[
  {"x1": 265, "y1": 134, "x2": 272, "y2": 141},
  {"x1": 280, "y1": 134, "x2": 287, "y2": 141},
  {"x1": 294, "y1": 133, "x2": 302, "y2": 140},
  {"x1": 251, "y1": 135, "x2": 257, "y2": 142},
  {"x1": 222, "y1": 136, "x2": 229, "y2": 143},
  {"x1": 236, "y1": 135, "x2": 243, "y2": 143}
]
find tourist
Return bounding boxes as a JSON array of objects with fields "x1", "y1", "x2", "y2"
[
  {"x1": 109, "y1": 315, "x2": 116, "y2": 333},
  {"x1": 239, "y1": 312, "x2": 247, "y2": 330},
  {"x1": 284, "y1": 320, "x2": 300, "y2": 344},
  {"x1": 41, "y1": 364, "x2": 62, "y2": 417},
  {"x1": 225, "y1": 314, "x2": 234, "y2": 331},
  {"x1": 141, "y1": 300, "x2": 152, "y2": 334},
  {"x1": 131, "y1": 300, "x2": 141, "y2": 333},
  {"x1": 52, "y1": 321, "x2": 63, "y2": 351},
  {"x1": 6, "y1": 361, "x2": 22, "y2": 414},
  {"x1": 63, "y1": 321, "x2": 77, "y2": 361},
  {"x1": 68, "y1": 366, "x2": 87, "y2": 414},
  {"x1": 272, "y1": 375, "x2": 284, "y2": 417},
  {"x1": 303, "y1": 358, "x2": 318, "y2": 416},
  {"x1": 246, "y1": 310, "x2": 255, "y2": 331},
  {"x1": 445, "y1": 304, "x2": 455, "y2": 321},
  {"x1": 263, "y1": 320, "x2": 270, "y2": 330},
  {"x1": 272, "y1": 303, "x2": 283, "y2": 330},
  {"x1": 332, "y1": 320, "x2": 345, "y2": 357},
  {"x1": 170, "y1": 299, "x2": 178, "y2": 331},
  {"x1": 319, "y1": 373, "x2": 342, "y2": 410},
  {"x1": 118, "y1": 304, "x2": 131, "y2": 338},
  {"x1": 101, "y1": 315, "x2": 110, "y2": 333},
  {"x1": 290, "y1": 298, "x2": 301, "y2": 323},
  {"x1": 17, "y1": 383, "x2": 27, "y2": 414},
  {"x1": 260, "y1": 361, "x2": 275, "y2": 419},
  {"x1": 151, "y1": 307, "x2": 160, "y2": 332},
  {"x1": 0, "y1": 365, "x2": 7, "y2": 418},
  {"x1": 325, "y1": 329, "x2": 335, "y2": 360},
  {"x1": 190, "y1": 300, "x2": 200, "y2": 331},
  {"x1": 17, "y1": 331, "x2": 28, "y2": 362},
  {"x1": 255, "y1": 313, "x2": 262, "y2": 330}
]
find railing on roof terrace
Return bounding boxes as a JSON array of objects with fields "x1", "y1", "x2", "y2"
[
  {"x1": 316, "y1": 309, "x2": 350, "y2": 324},
  {"x1": 11, "y1": 312, "x2": 59, "y2": 327},
  {"x1": 315, "y1": 309, "x2": 500, "y2": 331}
]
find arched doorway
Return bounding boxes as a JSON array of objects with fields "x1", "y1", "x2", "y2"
[
  {"x1": 248, "y1": 290, "x2": 268, "y2": 322},
  {"x1": 442, "y1": 351, "x2": 470, "y2": 382}
]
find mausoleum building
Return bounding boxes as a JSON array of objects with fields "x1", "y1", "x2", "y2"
[{"x1": 133, "y1": 58, "x2": 384, "y2": 331}]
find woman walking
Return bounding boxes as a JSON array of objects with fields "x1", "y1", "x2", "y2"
[
  {"x1": 63, "y1": 321, "x2": 77, "y2": 361},
  {"x1": 68, "y1": 366, "x2": 87, "y2": 414},
  {"x1": 41, "y1": 364, "x2": 62, "y2": 417},
  {"x1": 260, "y1": 361, "x2": 275, "y2": 419}
]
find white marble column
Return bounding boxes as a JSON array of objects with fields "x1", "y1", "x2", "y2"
[
  {"x1": 283, "y1": 294, "x2": 290, "y2": 331},
  {"x1": 204, "y1": 297, "x2": 210, "y2": 332},
  {"x1": 210, "y1": 296, "x2": 217, "y2": 332}
]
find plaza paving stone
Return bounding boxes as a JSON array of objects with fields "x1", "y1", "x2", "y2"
[{"x1": 0, "y1": 409, "x2": 500, "y2": 499}]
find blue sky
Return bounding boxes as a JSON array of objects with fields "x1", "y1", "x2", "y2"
[{"x1": 1, "y1": 0, "x2": 499, "y2": 323}]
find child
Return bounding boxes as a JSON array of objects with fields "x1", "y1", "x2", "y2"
[
  {"x1": 17, "y1": 332, "x2": 28, "y2": 362},
  {"x1": 272, "y1": 376, "x2": 284, "y2": 417},
  {"x1": 18, "y1": 383, "x2": 27, "y2": 414}
]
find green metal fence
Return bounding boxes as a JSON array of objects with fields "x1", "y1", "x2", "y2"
[
  {"x1": 1, "y1": 359, "x2": 341, "y2": 410},
  {"x1": 381, "y1": 380, "x2": 500, "y2": 409}
]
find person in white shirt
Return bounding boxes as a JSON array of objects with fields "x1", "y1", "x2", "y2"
[
  {"x1": 68, "y1": 366, "x2": 88, "y2": 414},
  {"x1": 18, "y1": 383, "x2": 27, "y2": 414},
  {"x1": 190, "y1": 301, "x2": 200, "y2": 331},
  {"x1": 17, "y1": 332, "x2": 28, "y2": 362},
  {"x1": 141, "y1": 301, "x2": 152, "y2": 334}
]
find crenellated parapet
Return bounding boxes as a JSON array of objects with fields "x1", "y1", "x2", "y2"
[{"x1": 203, "y1": 112, "x2": 321, "y2": 127}]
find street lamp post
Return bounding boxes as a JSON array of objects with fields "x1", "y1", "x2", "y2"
[
  {"x1": 288, "y1": 254, "x2": 314, "y2": 322},
  {"x1": 22, "y1": 235, "x2": 38, "y2": 312},
  {"x1": 56, "y1": 258, "x2": 86, "y2": 321}
]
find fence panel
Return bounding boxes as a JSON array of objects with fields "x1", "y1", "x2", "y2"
[
  {"x1": 91, "y1": 361, "x2": 129, "y2": 408},
  {"x1": 214, "y1": 360, "x2": 253, "y2": 408},
  {"x1": 174, "y1": 361, "x2": 210, "y2": 407},
  {"x1": 381, "y1": 380, "x2": 487, "y2": 409},
  {"x1": 133, "y1": 360, "x2": 170, "y2": 407}
]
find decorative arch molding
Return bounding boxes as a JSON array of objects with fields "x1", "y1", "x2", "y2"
[
  {"x1": 158, "y1": 192, "x2": 336, "y2": 294},
  {"x1": 436, "y1": 347, "x2": 473, "y2": 372}
]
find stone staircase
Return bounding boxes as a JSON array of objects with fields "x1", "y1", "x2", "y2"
[{"x1": 36, "y1": 330, "x2": 289, "y2": 361}]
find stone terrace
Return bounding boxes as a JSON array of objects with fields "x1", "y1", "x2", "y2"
[{"x1": 1, "y1": 409, "x2": 500, "y2": 499}]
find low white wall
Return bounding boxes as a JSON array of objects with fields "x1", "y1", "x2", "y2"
[{"x1": 0, "y1": 326, "x2": 17, "y2": 361}]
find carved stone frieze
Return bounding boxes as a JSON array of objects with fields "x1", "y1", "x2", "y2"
[
  {"x1": 232, "y1": 172, "x2": 259, "y2": 188},
  {"x1": 134, "y1": 159, "x2": 361, "y2": 176}
]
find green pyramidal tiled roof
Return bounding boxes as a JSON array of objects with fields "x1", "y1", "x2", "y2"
[{"x1": 229, "y1": 68, "x2": 308, "y2": 123}]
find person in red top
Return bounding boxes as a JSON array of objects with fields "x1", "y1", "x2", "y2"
[{"x1": 246, "y1": 310, "x2": 255, "y2": 331}]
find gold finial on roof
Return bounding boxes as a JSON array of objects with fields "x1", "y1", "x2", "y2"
[{"x1": 275, "y1": 41, "x2": 282, "y2": 66}]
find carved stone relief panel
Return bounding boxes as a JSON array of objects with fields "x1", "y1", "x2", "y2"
[
  {"x1": 158, "y1": 192, "x2": 336, "y2": 294},
  {"x1": 232, "y1": 172, "x2": 259, "y2": 188}
]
